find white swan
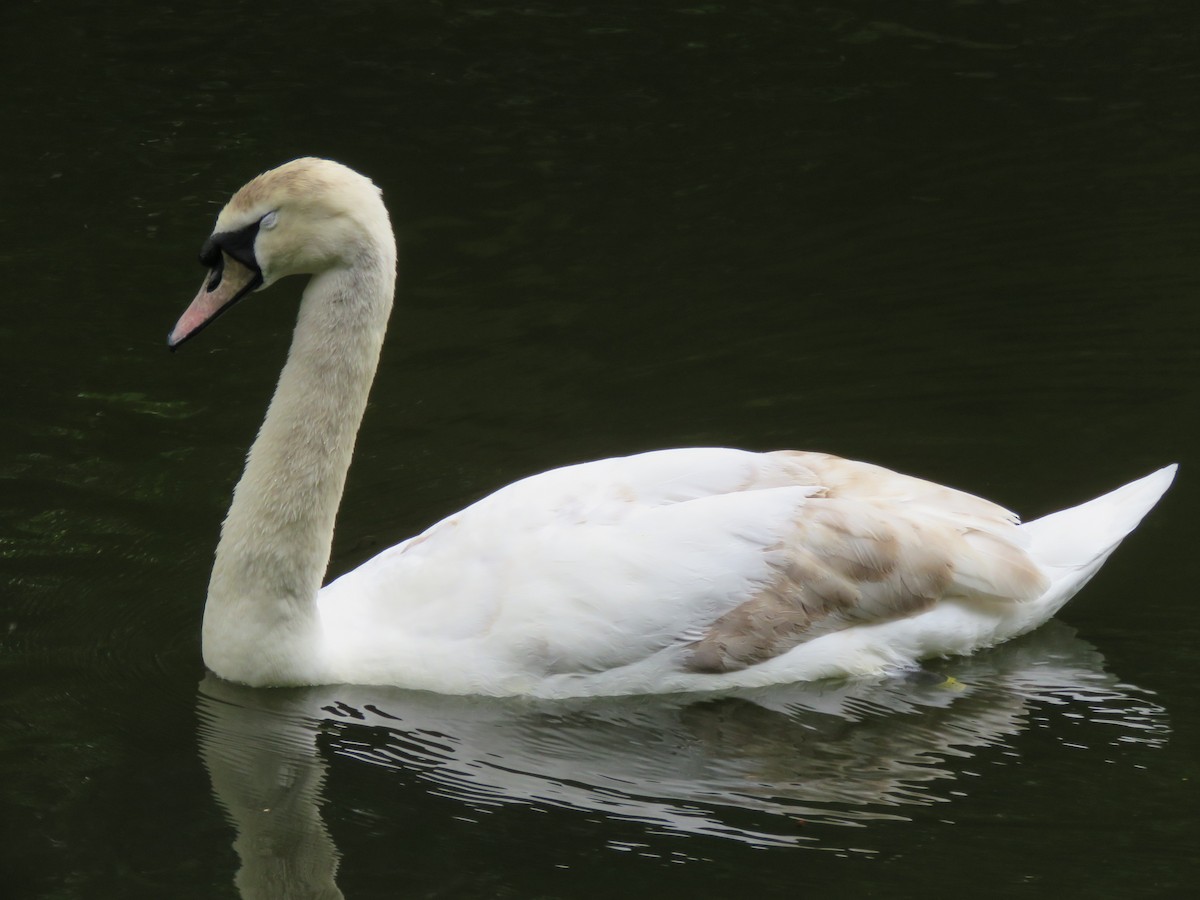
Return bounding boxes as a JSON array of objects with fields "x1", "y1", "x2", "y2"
[{"x1": 170, "y1": 157, "x2": 1176, "y2": 698}]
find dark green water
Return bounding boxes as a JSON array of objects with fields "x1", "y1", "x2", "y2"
[{"x1": 3, "y1": 1, "x2": 1199, "y2": 897}]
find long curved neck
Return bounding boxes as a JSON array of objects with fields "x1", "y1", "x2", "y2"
[{"x1": 203, "y1": 244, "x2": 395, "y2": 685}]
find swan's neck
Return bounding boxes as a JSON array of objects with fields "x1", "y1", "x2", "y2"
[{"x1": 203, "y1": 248, "x2": 394, "y2": 685}]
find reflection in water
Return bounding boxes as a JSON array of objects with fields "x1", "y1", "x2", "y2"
[
  {"x1": 199, "y1": 693, "x2": 345, "y2": 900},
  {"x1": 198, "y1": 622, "x2": 1167, "y2": 897}
]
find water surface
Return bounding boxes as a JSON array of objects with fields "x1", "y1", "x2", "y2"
[{"x1": 2, "y1": 2, "x2": 1198, "y2": 897}]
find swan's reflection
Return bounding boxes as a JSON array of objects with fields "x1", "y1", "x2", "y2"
[{"x1": 198, "y1": 621, "x2": 1168, "y2": 897}]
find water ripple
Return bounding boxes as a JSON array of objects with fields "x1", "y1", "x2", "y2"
[{"x1": 196, "y1": 619, "x2": 1167, "y2": 884}]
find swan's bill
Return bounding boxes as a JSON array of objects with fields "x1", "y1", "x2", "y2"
[{"x1": 168, "y1": 251, "x2": 262, "y2": 349}]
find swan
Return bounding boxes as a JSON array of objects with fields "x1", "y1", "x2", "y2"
[{"x1": 169, "y1": 157, "x2": 1176, "y2": 698}]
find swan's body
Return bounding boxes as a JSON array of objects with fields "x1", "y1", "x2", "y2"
[{"x1": 171, "y1": 158, "x2": 1175, "y2": 698}]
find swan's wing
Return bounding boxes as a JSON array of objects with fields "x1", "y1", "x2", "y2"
[{"x1": 319, "y1": 449, "x2": 1047, "y2": 683}]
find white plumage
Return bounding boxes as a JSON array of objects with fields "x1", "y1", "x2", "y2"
[{"x1": 171, "y1": 158, "x2": 1175, "y2": 697}]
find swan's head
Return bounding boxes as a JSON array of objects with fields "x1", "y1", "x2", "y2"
[{"x1": 168, "y1": 157, "x2": 393, "y2": 348}]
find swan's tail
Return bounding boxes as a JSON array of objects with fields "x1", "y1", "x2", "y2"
[{"x1": 1019, "y1": 464, "x2": 1177, "y2": 616}]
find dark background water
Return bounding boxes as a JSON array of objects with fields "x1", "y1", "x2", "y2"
[{"x1": 2, "y1": 1, "x2": 1198, "y2": 897}]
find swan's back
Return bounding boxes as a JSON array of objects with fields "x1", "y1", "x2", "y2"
[{"x1": 312, "y1": 448, "x2": 1169, "y2": 697}]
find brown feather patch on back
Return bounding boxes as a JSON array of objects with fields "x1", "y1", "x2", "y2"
[
  {"x1": 685, "y1": 499, "x2": 953, "y2": 673},
  {"x1": 684, "y1": 453, "x2": 1047, "y2": 674}
]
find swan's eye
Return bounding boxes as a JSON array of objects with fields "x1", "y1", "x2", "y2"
[{"x1": 260, "y1": 210, "x2": 279, "y2": 230}]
